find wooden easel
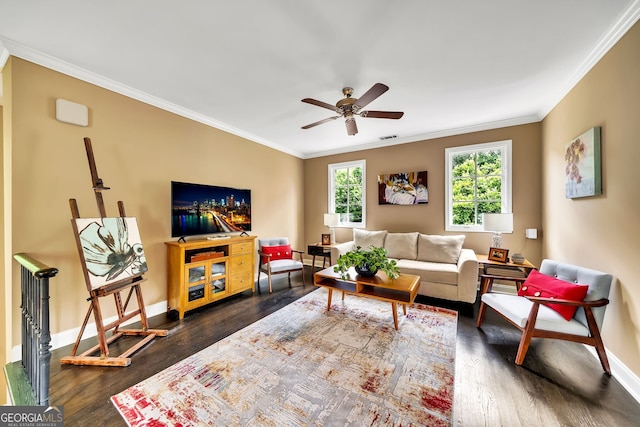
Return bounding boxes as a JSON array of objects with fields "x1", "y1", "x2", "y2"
[{"x1": 61, "y1": 137, "x2": 167, "y2": 367}]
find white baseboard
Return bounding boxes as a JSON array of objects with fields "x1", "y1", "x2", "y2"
[
  {"x1": 304, "y1": 259, "x2": 331, "y2": 269},
  {"x1": 585, "y1": 346, "x2": 640, "y2": 403},
  {"x1": 11, "y1": 300, "x2": 168, "y2": 361}
]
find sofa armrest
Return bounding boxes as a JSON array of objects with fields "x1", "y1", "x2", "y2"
[
  {"x1": 330, "y1": 241, "x2": 355, "y2": 264},
  {"x1": 457, "y1": 248, "x2": 479, "y2": 303}
]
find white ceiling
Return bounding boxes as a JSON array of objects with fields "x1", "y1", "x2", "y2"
[{"x1": 1, "y1": 1, "x2": 639, "y2": 158}]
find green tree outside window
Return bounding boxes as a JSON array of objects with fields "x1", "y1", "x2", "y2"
[
  {"x1": 447, "y1": 141, "x2": 511, "y2": 230},
  {"x1": 330, "y1": 161, "x2": 365, "y2": 225}
]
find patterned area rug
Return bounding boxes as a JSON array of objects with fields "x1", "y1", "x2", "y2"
[{"x1": 111, "y1": 289, "x2": 457, "y2": 426}]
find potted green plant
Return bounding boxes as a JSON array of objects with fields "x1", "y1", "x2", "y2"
[{"x1": 333, "y1": 245, "x2": 400, "y2": 279}]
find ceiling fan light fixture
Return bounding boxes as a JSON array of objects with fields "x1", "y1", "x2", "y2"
[
  {"x1": 345, "y1": 117, "x2": 358, "y2": 136},
  {"x1": 301, "y1": 83, "x2": 403, "y2": 136}
]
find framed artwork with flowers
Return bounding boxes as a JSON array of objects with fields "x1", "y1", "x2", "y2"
[
  {"x1": 565, "y1": 127, "x2": 602, "y2": 199},
  {"x1": 74, "y1": 217, "x2": 148, "y2": 290}
]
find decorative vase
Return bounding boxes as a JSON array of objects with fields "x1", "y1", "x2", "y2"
[{"x1": 355, "y1": 265, "x2": 378, "y2": 277}]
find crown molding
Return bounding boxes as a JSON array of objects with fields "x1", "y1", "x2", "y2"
[
  {"x1": 538, "y1": 0, "x2": 640, "y2": 117},
  {"x1": 303, "y1": 114, "x2": 542, "y2": 159},
  {"x1": 0, "y1": 40, "x2": 8, "y2": 69}
]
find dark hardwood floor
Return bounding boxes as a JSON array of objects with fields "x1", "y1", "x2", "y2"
[{"x1": 48, "y1": 268, "x2": 640, "y2": 426}]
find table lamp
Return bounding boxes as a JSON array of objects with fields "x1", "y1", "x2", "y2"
[
  {"x1": 323, "y1": 213, "x2": 340, "y2": 244},
  {"x1": 482, "y1": 213, "x2": 513, "y2": 248}
]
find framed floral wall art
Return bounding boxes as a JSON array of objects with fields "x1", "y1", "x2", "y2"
[
  {"x1": 377, "y1": 170, "x2": 428, "y2": 205},
  {"x1": 73, "y1": 217, "x2": 148, "y2": 290},
  {"x1": 565, "y1": 127, "x2": 602, "y2": 199}
]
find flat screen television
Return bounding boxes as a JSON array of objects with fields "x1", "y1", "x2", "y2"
[{"x1": 171, "y1": 181, "x2": 252, "y2": 238}]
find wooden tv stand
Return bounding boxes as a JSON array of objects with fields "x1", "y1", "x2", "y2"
[{"x1": 165, "y1": 235, "x2": 256, "y2": 319}]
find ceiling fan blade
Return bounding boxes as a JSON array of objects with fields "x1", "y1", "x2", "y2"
[
  {"x1": 360, "y1": 110, "x2": 404, "y2": 119},
  {"x1": 345, "y1": 117, "x2": 358, "y2": 136},
  {"x1": 301, "y1": 98, "x2": 340, "y2": 112},
  {"x1": 301, "y1": 115, "x2": 340, "y2": 129},
  {"x1": 353, "y1": 83, "x2": 389, "y2": 109}
]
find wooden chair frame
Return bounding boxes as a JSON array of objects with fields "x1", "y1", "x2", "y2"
[
  {"x1": 477, "y1": 278, "x2": 611, "y2": 375},
  {"x1": 257, "y1": 246, "x2": 306, "y2": 294}
]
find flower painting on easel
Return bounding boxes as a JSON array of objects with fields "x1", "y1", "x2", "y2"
[
  {"x1": 75, "y1": 217, "x2": 148, "y2": 290},
  {"x1": 565, "y1": 127, "x2": 602, "y2": 199}
]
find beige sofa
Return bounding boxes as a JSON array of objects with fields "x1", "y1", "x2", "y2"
[{"x1": 331, "y1": 229, "x2": 479, "y2": 304}]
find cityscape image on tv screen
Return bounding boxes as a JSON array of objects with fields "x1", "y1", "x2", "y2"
[{"x1": 171, "y1": 181, "x2": 251, "y2": 237}]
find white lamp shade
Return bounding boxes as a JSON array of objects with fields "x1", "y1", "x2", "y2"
[
  {"x1": 323, "y1": 213, "x2": 340, "y2": 227},
  {"x1": 482, "y1": 213, "x2": 513, "y2": 232}
]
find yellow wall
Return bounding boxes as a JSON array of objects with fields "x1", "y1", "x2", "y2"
[
  {"x1": 304, "y1": 123, "x2": 543, "y2": 267},
  {"x1": 5, "y1": 58, "x2": 304, "y2": 347},
  {"x1": 541, "y1": 21, "x2": 640, "y2": 374},
  {"x1": 2, "y1": 61, "x2": 13, "y2": 405}
]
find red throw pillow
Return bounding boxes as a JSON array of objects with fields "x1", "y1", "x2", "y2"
[
  {"x1": 261, "y1": 245, "x2": 292, "y2": 264},
  {"x1": 518, "y1": 270, "x2": 589, "y2": 320}
]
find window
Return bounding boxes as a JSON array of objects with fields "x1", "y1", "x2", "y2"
[
  {"x1": 328, "y1": 160, "x2": 365, "y2": 228},
  {"x1": 445, "y1": 140, "x2": 512, "y2": 232}
]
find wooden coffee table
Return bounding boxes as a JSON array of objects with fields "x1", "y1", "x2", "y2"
[{"x1": 313, "y1": 266, "x2": 420, "y2": 330}]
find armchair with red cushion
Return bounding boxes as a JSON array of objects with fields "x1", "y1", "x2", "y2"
[
  {"x1": 257, "y1": 237, "x2": 306, "y2": 293},
  {"x1": 477, "y1": 259, "x2": 613, "y2": 375}
]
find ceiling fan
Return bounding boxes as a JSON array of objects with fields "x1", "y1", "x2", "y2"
[{"x1": 301, "y1": 83, "x2": 404, "y2": 136}]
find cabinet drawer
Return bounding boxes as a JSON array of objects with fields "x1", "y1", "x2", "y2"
[
  {"x1": 230, "y1": 270, "x2": 253, "y2": 291},
  {"x1": 232, "y1": 241, "x2": 253, "y2": 255},
  {"x1": 230, "y1": 254, "x2": 252, "y2": 270}
]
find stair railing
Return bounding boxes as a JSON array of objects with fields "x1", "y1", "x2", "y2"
[{"x1": 4, "y1": 253, "x2": 58, "y2": 406}]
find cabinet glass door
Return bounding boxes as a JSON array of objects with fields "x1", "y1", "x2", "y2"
[
  {"x1": 210, "y1": 261, "x2": 226, "y2": 295},
  {"x1": 186, "y1": 265, "x2": 206, "y2": 303},
  {"x1": 211, "y1": 278, "x2": 226, "y2": 294},
  {"x1": 188, "y1": 265, "x2": 206, "y2": 283}
]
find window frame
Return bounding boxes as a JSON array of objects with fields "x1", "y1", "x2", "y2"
[
  {"x1": 328, "y1": 159, "x2": 366, "y2": 229},
  {"x1": 445, "y1": 140, "x2": 512, "y2": 232}
]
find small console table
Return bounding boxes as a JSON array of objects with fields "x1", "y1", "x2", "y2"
[
  {"x1": 313, "y1": 266, "x2": 419, "y2": 330},
  {"x1": 307, "y1": 243, "x2": 337, "y2": 271},
  {"x1": 477, "y1": 254, "x2": 537, "y2": 294}
]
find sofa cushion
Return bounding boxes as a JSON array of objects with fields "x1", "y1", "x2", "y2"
[
  {"x1": 417, "y1": 234, "x2": 465, "y2": 264},
  {"x1": 354, "y1": 229, "x2": 387, "y2": 250},
  {"x1": 385, "y1": 232, "x2": 419, "y2": 260},
  {"x1": 396, "y1": 259, "x2": 459, "y2": 285}
]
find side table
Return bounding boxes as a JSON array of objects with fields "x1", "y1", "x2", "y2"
[
  {"x1": 477, "y1": 254, "x2": 537, "y2": 294},
  {"x1": 307, "y1": 243, "x2": 337, "y2": 271}
]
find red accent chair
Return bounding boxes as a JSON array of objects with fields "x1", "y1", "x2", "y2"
[{"x1": 257, "y1": 237, "x2": 305, "y2": 293}]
